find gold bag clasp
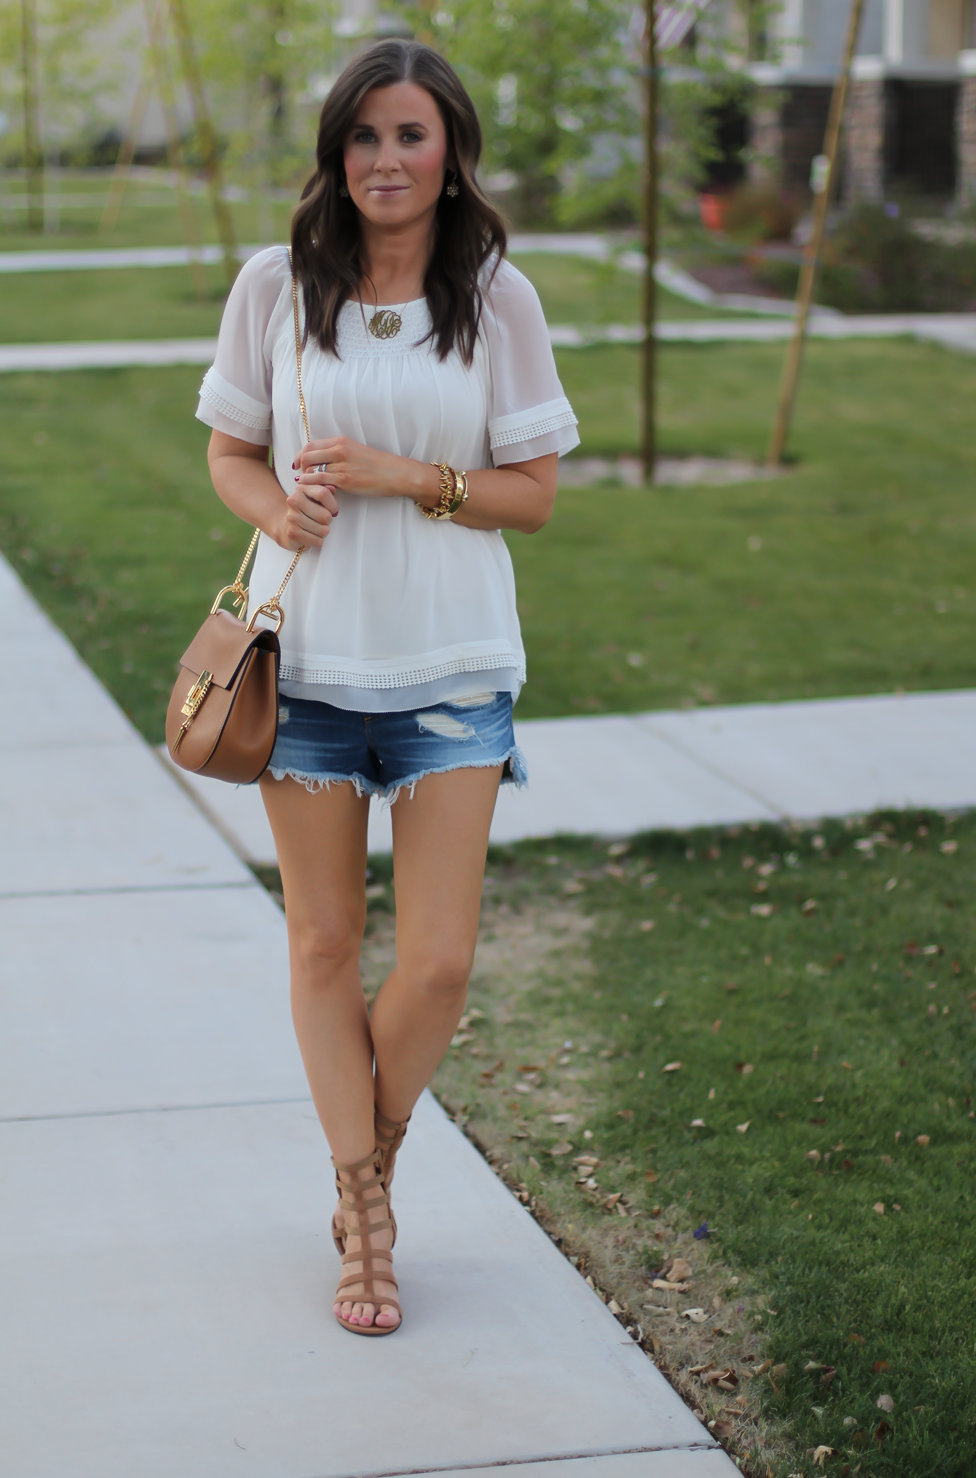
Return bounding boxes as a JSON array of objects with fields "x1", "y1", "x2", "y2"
[{"x1": 172, "y1": 670, "x2": 213, "y2": 753}]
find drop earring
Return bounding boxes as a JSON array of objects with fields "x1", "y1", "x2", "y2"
[
  {"x1": 445, "y1": 169, "x2": 459, "y2": 198},
  {"x1": 339, "y1": 182, "x2": 349, "y2": 198}
]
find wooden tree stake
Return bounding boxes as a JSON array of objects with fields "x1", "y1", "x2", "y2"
[
  {"x1": 766, "y1": 0, "x2": 867, "y2": 468},
  {"x1": 640, "y1": 0, "x2": 659, "y2": 482},
  {"x1": 167, "y1": 0, "x2": 238, "y2": 289},
  {"x1": 20, "y1": 0, "x2": 43, "y2": 233}
]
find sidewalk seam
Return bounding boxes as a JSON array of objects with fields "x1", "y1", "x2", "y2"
[
  {"x1": 316, "y1": 1441, "x2": 721, "y2": 1478},
  {"x1": 639, "y1": 717, "x2": 792, "y2": 822},
  {"x1": 0, "y1": 880, "x2": 260, "y2": 900},
  {"x1": 0, "y1": 1095, "x2": 313, "y2": 1125}
]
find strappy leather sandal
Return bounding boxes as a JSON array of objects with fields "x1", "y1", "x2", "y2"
[
  {"x1": 375, "y1": 1108, "x2": 411, "y2": 1189},
  {"x1": 331, "y1": 1149, "x2": 401, "y2": 1337},
  {"x1": 332, "y1": 1108, "x2": 411, "y2": 1254}
]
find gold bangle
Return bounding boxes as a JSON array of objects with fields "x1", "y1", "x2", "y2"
[{"x1": 421, "y1": 462, "x2": 469, "y2": 520}]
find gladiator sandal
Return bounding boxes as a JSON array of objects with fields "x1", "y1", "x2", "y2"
[
  {"x1": 331, "y1": 1150, "x2": 401, "y2": 1337},
  {"x1": 374, "y1": 1108, "x2": 411, "y2": 1190},
  {"x1": 332, "y1": 1108, "x2": 411, "y2": 1254}
]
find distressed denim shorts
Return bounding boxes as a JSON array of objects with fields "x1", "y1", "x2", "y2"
[{"x1": 268, "y1": 692, "x2": 527, "y2": 803}]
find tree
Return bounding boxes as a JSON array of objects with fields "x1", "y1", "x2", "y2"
[{"x1": 410, "y1": 0, "x2": 635, "y2": 226}]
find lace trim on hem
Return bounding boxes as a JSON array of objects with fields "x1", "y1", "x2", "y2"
[
  {"x1": 198, "y1": 378, "x2": 271, "y2": 433},
  {"x1": 490, "y1": 407, "x2": 578, "y2": 449},
  {"x1": 278, "y1": 652, "x2": 527, "y2": 690}
]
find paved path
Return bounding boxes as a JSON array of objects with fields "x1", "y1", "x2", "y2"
[
  {"x1": 163, "y1": 690, "x2": 976, "y2": 866},
  {"x1": 5, "y1": 306, "x2": 976, "y2": 373},
  {"x1": 0, "y1": 549, "x2": 734, "y2": 1477}
]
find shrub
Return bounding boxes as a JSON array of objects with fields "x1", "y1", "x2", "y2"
[{"x1": 756, "y1": 205, "x2": 976, "y2": 311}]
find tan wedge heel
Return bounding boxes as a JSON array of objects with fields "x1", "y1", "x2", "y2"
[
  {"x1": 331, "y1": 1149, "x2": 401, "y2": 1337},
  {"x1": 332, "y1": 1107, "x2": 411, "y2": 1254}
]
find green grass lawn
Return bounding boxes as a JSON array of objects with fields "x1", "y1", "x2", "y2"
[
  {"x1": 397, "y1": 810, "x2": 974, "y2": 1477},
  {"x1": 1, "y1": 337, "x2": 972, "y2": 739},
  {"x1": 0, "y1": 168, "x2": 296, "y2": 252},
  {"x1": 0, "y1": 248, "x2": 708, "y2": 345}
]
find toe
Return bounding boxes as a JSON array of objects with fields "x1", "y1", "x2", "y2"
[
  {"x1": 359, "y1": 1303, "x2": 375, "y2": 1327},
  {"x1": 376, "y1": 1305, "x2": 400, "y2": 1328}
]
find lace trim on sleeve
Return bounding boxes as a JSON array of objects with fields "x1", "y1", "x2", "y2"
[
  {"x1": 488, "y1": 396, "x2": 578, "y2": 450},
  {"x1": 198, "y1": 367, "x2": 272, "y2": 433}
]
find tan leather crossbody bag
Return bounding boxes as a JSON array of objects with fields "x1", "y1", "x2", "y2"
[{"x1": 165, "y1": 269, "x2": 310, "y2": 783}]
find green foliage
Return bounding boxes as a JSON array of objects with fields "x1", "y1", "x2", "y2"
[
  {"x1": 758, "y1": 207, "x2": 976, "y2": 314},
  {"x1": 0, "y1": 0, "x2": 126, "y2": 162},
  {"x1": 406, "y1": 0, "x2": 636, "y2": 225},
  {"x1": 176, "y1": 0, "x2": 334, "y2": 191}
]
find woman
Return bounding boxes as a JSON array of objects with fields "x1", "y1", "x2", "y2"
[{"x1": 197, "y1": 39, "x2": 578, "y2": 1336}]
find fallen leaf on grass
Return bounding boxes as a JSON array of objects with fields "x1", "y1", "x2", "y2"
[
  {"x1": 806, "y1": 1150, "x2": 823, "y2": 1162},
  {"x1": 811, "y1": 1448, "x2": 835, "y2": 1468},
  {"x1": 801, "y1": 899, "x2": 819, "y2": 916},
  {"x1": 608, "y1": 1297, "x2": 623, "y2": 1314},
  {"x1": 682, "y1": 1308, "x2": 709, "y2": 1323},
  {"x1": 549, "y1": 1141, "x2": 573, "y2": 1156},
  {"x1": 652, "y1": 1278, "x2": 691, "y2": 1292},
  {"x1": 662, "y1": 1061, "x2": 682, "y2": 1072},
  {"x1": 876, "y1": 1394, "x2": 894, "y2": 1412},
  {"x1": 603, "y1": 1192, "x2": 623, "y2": 1210},
  {"x1": 873, "y1": 1360, "x2": 890, "y2": 1372},
  {"x1": 563, "y1": 879, "x2": 586, "y2": 894},
  {"x1": 573, "y1": 1153, "x2": 599, "y2": 1166},
  {"x1": 940, "y1": 840, "x2": 958, "y2": 855},
  {"x1": 874, "y1": 1202, "x2": 885, "y2": 1215},
  {"x1": 916, "y1": 1134, "x2": 930, "y2": 1146},
  {"x1": 848, "y1": 1333, "x2": 865, "y2": 1345},
  {"x1": 645, "y1": 1169, "x2": 658, "y2": 1182},
  {"x1": 821, "y1": 1367, "x2": 837, "y2": 1385},
  {"x1": 550, "y1": 1113, "x2": 574, "y2": 1124},
  {"x1": 702, "y1": 1366, "x2": 738, "y2": 1388},
  {"x1": 670, "y1": 1258, "x2": 693, "y2": 1280},
  {"x1": 736, "y1": 1121, "x2": 750, "y2": 1133},
  {"x1": 751, "y1": 903, "x2": 773, "y2": 917},
  {"x1": 710, "y1": 1421, "x2": 735, "y2": 1438},
  {"x1": 712, "y1": 1018, "x2": 721, "y2": 1033},
  {"x1": 690, "y1": 1118, "x2": 706, "y2": 1128},
  {"x1": 874, "y1": 1420, "x2": 892, "y2": 1444},
  {"x1": 617, "y1": 1108, "x2": 634, "y2": 1120}
]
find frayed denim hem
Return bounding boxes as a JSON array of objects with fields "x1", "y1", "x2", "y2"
[
  {"x1": 267, "y1": 743, "x2": 528, "y2": 806},
  {"x1": 266, "y1": 767, "x2": 383, "y2": 798}
]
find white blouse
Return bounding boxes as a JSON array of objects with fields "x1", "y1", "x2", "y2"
[{"x1": 195, "y1": 245, "x2": 579, "y2": 712}]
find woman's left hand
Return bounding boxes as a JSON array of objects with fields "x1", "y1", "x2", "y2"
[{"x1": 293, "y1": 437, "x2": 419, "y2": 501}]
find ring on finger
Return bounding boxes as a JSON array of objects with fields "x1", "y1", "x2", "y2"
[{"x1": 314, "y1": 462, "x2": 328, "y2": 473}]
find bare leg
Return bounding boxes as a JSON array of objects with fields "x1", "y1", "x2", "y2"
[
  {"x1": 259, "y1": 774, "x2": 399, "y2": 1330},
  {"x1": 370, "y1": 765, "x2": 502, "y2": 1126}
]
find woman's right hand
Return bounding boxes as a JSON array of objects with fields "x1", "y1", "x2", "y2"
[{"x1": 276, "y1": 481, "x2": 340, "y2": 551}]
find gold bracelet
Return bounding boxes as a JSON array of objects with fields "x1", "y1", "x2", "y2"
[{"x1": 421, "y1": 463, "x2": 469, "y2": 520}]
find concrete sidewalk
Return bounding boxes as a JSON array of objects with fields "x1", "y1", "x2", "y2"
[
  {"x1": 0, "y1": 549, "x2": 734, "y2": 1477},
  {"x1": 5, "y1": 308, "x2": 976, "y2": 372},
  {"x1": 164, "y1": 689, "x2": 976, "y2": 867}
]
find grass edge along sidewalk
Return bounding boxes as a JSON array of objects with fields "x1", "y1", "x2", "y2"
[{"x1": 306, "y1": 811, "x2": 976, "y2": 1478}]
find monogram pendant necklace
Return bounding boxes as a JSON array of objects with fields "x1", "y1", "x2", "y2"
[{"x1": 368, "y1": 308, "x2": 403, "y2": 340}]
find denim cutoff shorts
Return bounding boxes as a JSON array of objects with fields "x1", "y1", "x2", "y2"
[{"x1": 268, "y1": 692, "x2": 527, "y2": 803}]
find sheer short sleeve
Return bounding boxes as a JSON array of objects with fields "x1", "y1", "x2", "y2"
[
  {"x1": 481, "y1": 258, "x2": 580, "y2": 465},
  {"x1": 195, "y1": 246, "x2": 291, "y2": 445}
]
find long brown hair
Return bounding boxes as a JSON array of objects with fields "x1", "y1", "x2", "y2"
[{"x1": 291, "y1": 41, "x2": 507, "y2": 364}]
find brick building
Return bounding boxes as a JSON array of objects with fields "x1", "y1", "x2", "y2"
[{"x1": 743, "y1": 0, "x2": 976, "y2": 204}]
